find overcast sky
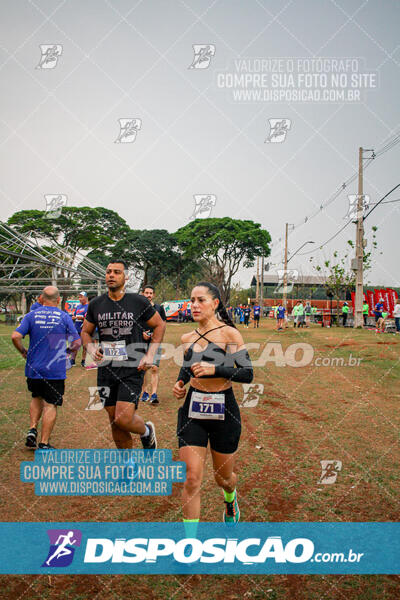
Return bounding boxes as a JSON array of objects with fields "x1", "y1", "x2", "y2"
[{"x1": 0, "y1": 0, "x2": 399, "y2": 289}]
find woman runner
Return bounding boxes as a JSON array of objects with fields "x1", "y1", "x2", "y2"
[{"x1": 173, "y1": 282, "x2": 253, "y2": 526}]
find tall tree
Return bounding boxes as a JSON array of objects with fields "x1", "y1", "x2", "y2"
[
  {"x1": 8, "y1": 207, "x2": 130, "y2": 255},
  {"x1": 175, "y1": 218, "x2": 271, "y2": 304},
  {"x1": 113, "y1": 229, "x2": 201, "y2": 292},
  {"x1": 8, "y1": 207, "x2": 129, "y2": 305}
]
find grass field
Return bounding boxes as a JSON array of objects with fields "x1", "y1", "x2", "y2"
[{"x1": 0, "y1": 319, "x2": 399, "y2": 599}]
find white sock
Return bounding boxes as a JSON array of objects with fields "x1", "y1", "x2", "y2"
[{"x1": 141, "y1": 425, "x2": 150, "y2": 438}]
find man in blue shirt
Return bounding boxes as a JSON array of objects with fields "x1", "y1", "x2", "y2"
[
  {"x1": 11, "y1": 286, "x2": 80, "y2": 450},
  {"x1": 253, "y1": 303, "x2": 261, "y2": 328},
  {"x1": 69, "y1": 291, "x2": 89, "y2": 367},
  {"x1": 30, "y1": 294, "x2": 43, "y2": 311},
  {"x1": 374, "y1": 299, "x2": 384, "y2": 323}
]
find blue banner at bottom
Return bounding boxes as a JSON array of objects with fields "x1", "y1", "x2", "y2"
[{"x1": 0, "y1": 523, "x2": 398, "y2": 574}]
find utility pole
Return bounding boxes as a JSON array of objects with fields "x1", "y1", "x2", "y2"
[
  {"x1": 256, "y1": 256, "x2": 260, "y2": 303},
  {"x1": 260, "y1": 255, "x2": 264, "y2": 315},
  {"x1": 354, "y1": 147, "x2": 365, "y2": 328},
  {"x1": 282, "y1": 223, "x2": 289, "y2": 309}
]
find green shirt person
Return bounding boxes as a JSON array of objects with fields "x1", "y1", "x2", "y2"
[
  {"x1": 363, "y1": 302, "x2": 369, "y2": 315},
  {"x1": 342, "y1": 302, "x2": 349, "y2": 326}
]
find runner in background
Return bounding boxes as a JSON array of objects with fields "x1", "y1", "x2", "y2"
[
  {"x1": 11, "y1": 286, "x2": 80, "y2": 449},
  {"x1": 376, "y1": 309, "x2": 387, "y2": 333},
  {"x1": 305, "y1": 301, "x2": 312, "y2": 327},
  {"x1": 30, "y1": 294, "x2": 43, "y2": 312},
  {"x1": 276, "y1": 302, "x2": 285, "y2": 330},
  {"x1": 374, "y1": 298, "x2": 384, "y2": 325},
  {"x1": 393, "y1": 300, "x2": 400, "y2": 334},
  {"x1": 297, "y1": 301, "x2": 305, "y2": 328},
  {"x1": 173, "y1": 281, "x2": 253, "y2": 526},
  {"x1": 243, "y1": 305, "x2": 251, "y2": 328},
  {"x1": 69, "y1": 291, "x2": 89, "y2": 367},
  {"x1": 292, "y1": 302, "x2": 299, "y2": 328},
  {"x1": 140, "y1": 285, "x2": 167, "y2": 405},
  {"x1": 342, "y1": 302, "x2": 349, "y2": 327},
  {"x1": 363, "y1": 300, "x2": 369, "y2": 326},
  {"x1": 311, "y1": 305, "x2": 318, "y2": 323},
  {"x1": 81, "y1": 260, "x2": 166, "y2": 450},
  {"x1": 252, "y1": 302, "x2": 261, "y2": 328}
]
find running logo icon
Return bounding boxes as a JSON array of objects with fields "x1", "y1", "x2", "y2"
[
  {"x1": 242, "y1": 383, "x2": 264, "y2": 407},
  {"x1": 188, "y1": 44, "x2": 216, "y2": 69},
  {"x1": 274, "y1": 269, "x2": 298, "y2": 294},
  {"x1": 42, "y1": 529, "x2": 82, "y2": 567},
  {"x1": 318, "y1": 460, "x2": 342, "y2": 485},
  {"x1": 344, "y1": 194, "x2": 370, "y2": 220},
  {"x1": 36, "y1": 45, "x2": 63, "y2": 69},
  {"x1": 265, "y1": 119, "x2": 291, "y2": 143},
  {"x1": 45, "y1": 194, "x2": 67, "y2": 219},
  {"x1": 190, "y1": 195, "x2": 217, "y2": 220},
  {"x1": 86, "y1": 386, "x2": 110, "y2": 411},
  {"x1": 125, "y1": 268, "x2": 144, "y2": 293},
  {"x1": 115, "y1": 119, "x2": 142, "y2": 143}
]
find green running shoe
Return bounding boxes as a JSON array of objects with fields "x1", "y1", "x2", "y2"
[{"x1": 223, "y1": 491, "x2": 240, "y2": 524}]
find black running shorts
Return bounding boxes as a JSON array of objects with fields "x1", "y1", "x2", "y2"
[
  {"x1": 27, "y1": 378, "x2": 65, "y2": 406},
  {"x1": 97, "y1": 371, "x2": 143, "y2": 408},
  {"x1": 177, "y1": 386, "x2": 241, "y2": 454}
]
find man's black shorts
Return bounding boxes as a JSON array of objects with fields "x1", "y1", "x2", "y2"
[
  {"x1": 27, "y1": 378, "x2": 65, "y2": 406},
  {"x1": 97, "y1": 371, "x2": 143, "y2": 408},
  {"x1": 177, "y1": 386, "x2": 241, "y2": 454}
]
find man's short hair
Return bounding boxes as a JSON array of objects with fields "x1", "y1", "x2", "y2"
[
  {"x1": 108, "y1": 259, "x2": 127, "y2": 269},
  {"x1": 143, "y1": 285, "x2": 155, "y2": 292}
]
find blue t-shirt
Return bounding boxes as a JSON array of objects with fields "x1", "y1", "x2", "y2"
[
  {"x1": 16, "y1": 306, "x2": 79, "y2": 380},
  {"x1": 253, "y1": 305, "x2": 261, "y2": 317},
  {"x1": 374, "y1": 302, "x2": 384, "y2": 315},
  {"x1": 277, "y1": 306, "x2": 285, "y2": 319},
  {"x1": 30, "y1": 302, "x2": 42, "y2": 311},
  {"x1": 73, "y1": 303, "x2": 88, "y2": 334}
]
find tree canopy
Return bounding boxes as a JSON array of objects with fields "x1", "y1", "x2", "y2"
[{"x1": 175, "y1": 217, "x2": 271, "y2": 303}]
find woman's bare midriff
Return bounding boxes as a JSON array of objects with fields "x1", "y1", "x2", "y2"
[{"x1": 189, "y1": 377, "x2": 232, "y2": 392}]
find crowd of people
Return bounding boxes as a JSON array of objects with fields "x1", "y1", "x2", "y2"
[
  {"x1": 11, "y1": 260, "x2": 254, "y2": 525},
  {"x1": 9, "y1": 271, "x2": 400, "y2": 525}
]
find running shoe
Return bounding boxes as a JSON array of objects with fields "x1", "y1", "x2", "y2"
[
  {"x1": 150, "y1": 394, "x2": 159, "y2": 405},
  {"x1": 223, "y1": 491, "x2": 240, "y2": 524},
  {"x1": 70, "y1": 359, "x2": 76, "y2": 367},
  {"x1": 141, "y1": 392, "x2": 150, "y2": 403},
  {"x1": 85, "y1": 363, "x2": 98, "y2": 370},
  {"x1": 38, "y1": 443, "x2": 56, "y2": 450},
  {"x1": 141, "y1": 421, "x2": 157, "y2": 449},
  {"x1": 25, "y1": 427, "x2": 37, "y2": 448}
]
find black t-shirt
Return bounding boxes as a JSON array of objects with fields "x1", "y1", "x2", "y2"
[
  {"x1": 154, "y1": 303, "x2": 166, "y2": 322},
  {"x1": 142, "y1": 302, "x2": 166, "y2": 344},
  {"x1": 86, "y1": 293, "x2": 155, "y2": 377}
]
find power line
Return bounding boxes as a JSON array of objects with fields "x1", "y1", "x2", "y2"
[
  {"x1": 268, "y1": 129, "x2": 400, "y2": 255},
  {"x1": 295, "y1": 183, "x2": 400, "y2": 257}
]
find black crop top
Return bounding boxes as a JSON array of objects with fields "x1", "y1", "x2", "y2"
[{"x1": 177, "y1": 325, "x2": 253, "y2": 385}]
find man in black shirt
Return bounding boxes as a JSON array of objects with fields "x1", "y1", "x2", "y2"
[
  {"x1": 140, "y1": 285, "x2": 167, "y2": 405},
  {"x1": 81, "y1": 260, "x2": 166, "y2": 449}
]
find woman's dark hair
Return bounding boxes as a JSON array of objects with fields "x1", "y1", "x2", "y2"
[{"x1": 194, "y1": 281, "x2": 236, "y2": 328}]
